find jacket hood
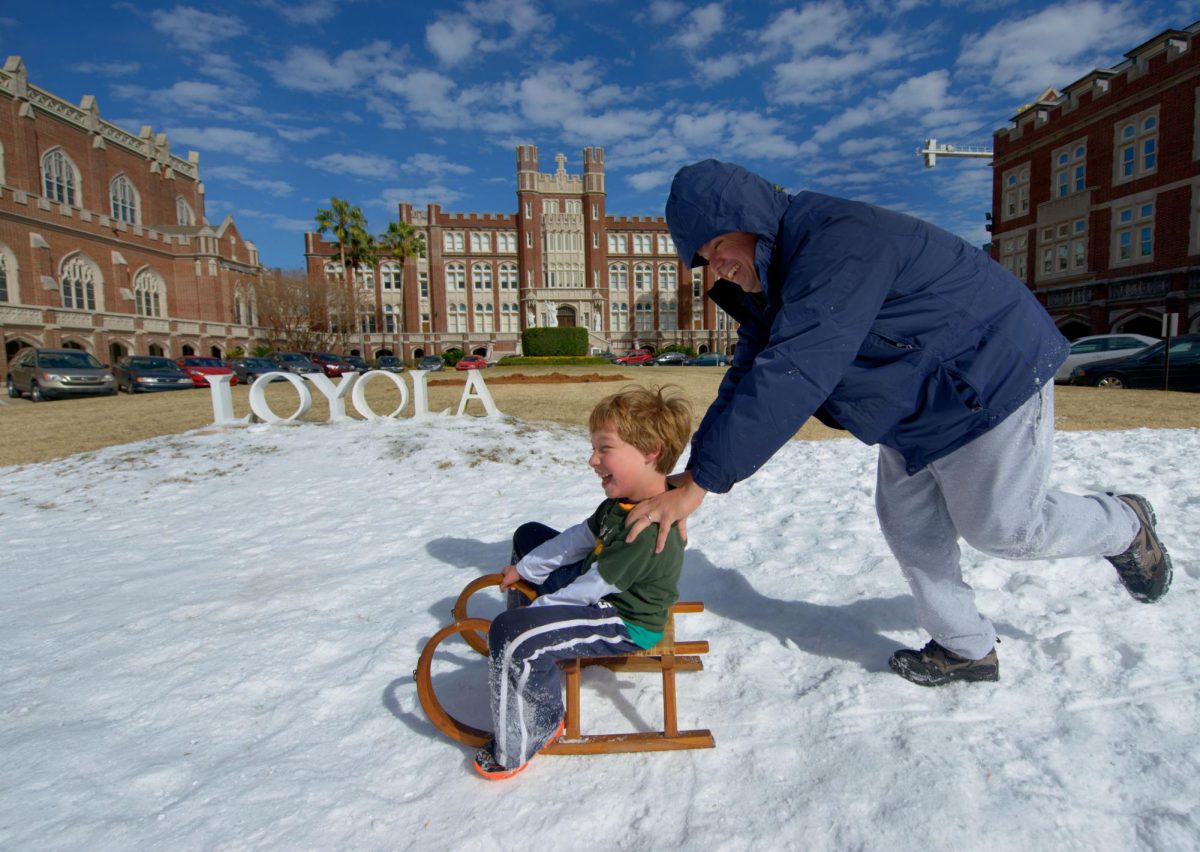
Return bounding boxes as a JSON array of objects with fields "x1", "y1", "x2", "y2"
[{"x1": 665, "y1": 159, "x2": 792, "y2": 293}]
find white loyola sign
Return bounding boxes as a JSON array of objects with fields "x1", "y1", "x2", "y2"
[{"x1": 204, "y1": 370, "x2": 502, "y2": 426}]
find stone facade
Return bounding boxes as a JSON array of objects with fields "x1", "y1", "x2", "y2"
[
  {"x1": 990, "y1": 20, "x2": 1200, "y2": 339},
  {"x1": 304, "y1": 146, "x2": 735, "y2": 360},
  {"x1": 0, "y1": 56, "x2": 266, "y2": 371}
]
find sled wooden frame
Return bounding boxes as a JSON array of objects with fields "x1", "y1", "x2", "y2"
[{"x1": 415, "y1": 573, "x2": 715, "y2": 754}]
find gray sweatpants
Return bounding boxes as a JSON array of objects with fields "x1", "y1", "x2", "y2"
[{"x1": 875, "y1": 381, "x2": 1140, "y2": 660}]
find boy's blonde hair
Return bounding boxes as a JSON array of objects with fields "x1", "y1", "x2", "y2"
[{"x1": 588, "y1": 385, "x2": 693, "y2": 474}]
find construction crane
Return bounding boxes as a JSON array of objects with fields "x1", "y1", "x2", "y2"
[{"x1": 917, "y1": 138, "x2": 993, "y2": 168}]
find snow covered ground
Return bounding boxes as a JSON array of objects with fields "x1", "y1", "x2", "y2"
[{"x1": 1, "y1": 414, "x2": 1197, "y2": 851}]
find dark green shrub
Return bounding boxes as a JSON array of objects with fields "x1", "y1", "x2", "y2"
[
  {"x1": 522, "y1": 327, "x2": 588, "y2": 356},
  {"x1": 442, "y1": 348, "x2": 464, "y2": 367}
]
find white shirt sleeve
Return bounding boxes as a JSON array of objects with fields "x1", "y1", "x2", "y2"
[
  {"x1": 515, "y1": 520, "x2": 596, "y2": 585},
  {"x1": 529, "y1": 565, "x2": 622, "y2": 609}
]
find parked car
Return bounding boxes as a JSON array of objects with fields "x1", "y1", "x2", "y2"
[
  {"x1": 375, "y1": 355, "x2": 405, "y2": 373},
  {"x1": 645, "y1": 351, "x2": 688, "y2": 366},
  {"x1": 455, "y1": 354, "x2": 489, "y2": 371},
  {"x1": 1065, "y1": 335, "x2": 1200, "y2": 391},
  {"x1": 417, "y1": 355, "x2": 445, "y2": 372},
  {"x1": 685, "y1": 352, "x2": 730, "y2": 366},
  {"x1": 176, "y1": 356, "x2": 237, "y2": 388},
  {"x1": 343, "y1": 355, "x2": 372, "y2": 374},
  {"x1": 6, "y1": 347, "x2": 116, "y2": 401},
  {"x1": 228, "y1": 356, "x2": 287, "y2": 385},
  {"x1": 300, "y1": 351, "x2": 356, "y2": 377},
  {"x1": 613, "y1": 349, "x2": 654, "y2": 365},
  {"x1": 1053, "y1": 334, "x2": 1158, "y2": 382},
  {"x1": 113, "y1": 356, "x2": 194, "y2": 393},
  {"x1": 270, "y1": 352, "x2": 323, "y2": 376}
]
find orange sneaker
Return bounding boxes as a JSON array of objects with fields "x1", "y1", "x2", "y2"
[{"x1": 472, "y1": 719, "x2": 565, "y2": 781}]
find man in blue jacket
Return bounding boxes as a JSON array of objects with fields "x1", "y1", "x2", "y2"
[{"x1": 626, "y1": 159, "x2": 1172, "y2": 686}]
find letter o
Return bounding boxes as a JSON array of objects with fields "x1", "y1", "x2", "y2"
[
  {"x1": 351, "y1": 369, "x2": 410, "y2": 420},
  {"x1": 249, "y1": 372, "x2": 312, "y2": 422}
]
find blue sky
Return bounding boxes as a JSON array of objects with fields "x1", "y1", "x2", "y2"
[{"x1": 1, "y1": 0, "x2": 1190, "y2": 268}]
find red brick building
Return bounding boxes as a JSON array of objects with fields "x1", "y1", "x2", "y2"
[
  {"x1": 0, "y1": 56, "x2": 266, "y2": 372},
  {"x1": 990, "y1": 20, "x2": 1200, "y2": 340},
  {"x1": 304, "y1": 146, "x2": 734, "y2": 361}
]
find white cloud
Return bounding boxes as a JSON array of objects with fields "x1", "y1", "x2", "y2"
[
  {"x1": 309, "y1": 153, "x2": 399, "y2": 179},
  {"x1": 273, "y1": 126, "x2": 331, "y2": 143},
  {"x1": 645, "y1": 0, "x2": 686, "y2": 24},
  {"x1": 265, "y1": 42, "x2": 404, "y2": 94},
  {"x1": 405, "y1": 154, "x2": 473, "y2": 176},
  {"x1": 204, "y1": 165, "x2": 294, "y2": 197},
  {"x1": 258, "y1": 0, "x2": 340, "y2": 25},
  {"x1": 371, "y1": 185, "x2": 467, "y2": 210},
  {"x1": 957, "y1": 2, "x2": 1144, "y2": 97},
  {"x1": 425, "y1": 17, "x2": 481, "y2": 65},
  {"x1": 70, "y1": 61, "x2": 140, "y2": 76},
  {"x1": 426, "y1": 0, "x2": 554, "y2": 66},
  {"x1": 675, "y1": 3, "x2": 725, "y2": 51},
  {"x1": 770, "y1": 31, "x2": 910, "y2": 105},
  {"x1": 758, "y1": 1, "x2": 856, "y2": 55},
  {"x1": 626, "y1": 168, "x2": 675, "y2": 193},
  {"x1": 166, "y1": 126, "x2": 279, "y2": 162},
  {"x1": 150, "y1": 6, "x2": 247, "y2": 51}
]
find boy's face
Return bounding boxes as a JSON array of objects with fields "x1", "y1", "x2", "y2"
[{"x1": 589, "y1": 422, "x2": 661, "y2": 502}]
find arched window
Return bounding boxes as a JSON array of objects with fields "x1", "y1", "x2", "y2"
[
  {"x1": 0, "y1": 242, "x2": 17, "y2": 303},
  {"x1": 634, "y1": 263, "x2": 652, "y2": 292},
  {"x1": 324, "y1": 262, "x2": 344, "y2": 283},
  {"x1": 233, "y1": 282, "x2": 256, "y2": 326},
  {"x1": 447, "y1": 301, "x2": 467, "y2": 333},
  {"x1": 446, "y1": 262, "x2": 466, "y2": 290},
  {"x1": 133, "y1": 267, "x2": 167, "y2": 318},
  {"x1": 609, "y1": 263, "x2": 628, "y2": 290},
  {"x1": 383, "y1": 304, "x2": 397, "y2": 333},
  {"x1": 110, "y1": 174, "x2": 140, "y2": 225},
  {"x1": 381, "y1": 262, "x2": 402, "y2": 291},
  {"x1": 498, "y1": 263, "x2": 518, "y2": 291},
  {"x1": 475, "y1": 301, "x2": 494, "y2": 332},
  {"x1": 657, "y1": 263, "x2": 677, "y2": 291},
  {"x1": 176, "y1": 196, "x2": 196, "y2": 226},
  {"x1": 42, "y1": 148, "x2": 80, "y2": 206},
  {"x1": 0, "y1": 139, "x2": 6, "y2": 185},
  {"x1": 472, "y1": 263, "x2": 493, "y2": 291},
  {"x1": 60, "y1": 254, "x2": 101, "y2": 311},
  {"x1": 610, "y1": 300, "x2": 629, "y2": 332},
  {"x1": 355, "y1": 265, "x2": 375, "y2": 290}
]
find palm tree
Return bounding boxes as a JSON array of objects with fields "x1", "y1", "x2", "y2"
[
  {"x1": 376, "y1": 219, "x2": 426, "y2": 339},
  {"x1": 315, "y1": 198, "x2": 375, "y2": 350}
]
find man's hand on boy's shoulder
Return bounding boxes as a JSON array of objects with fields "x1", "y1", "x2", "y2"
[
  {"x1": 624, "y1": 472, "x2": 707, "y2": 554},
  {"x1": 499, "y1": 564, "x2": 522, "y2": 590}
]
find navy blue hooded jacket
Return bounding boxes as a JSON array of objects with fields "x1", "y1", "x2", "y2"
[{"x1": 666, "y1": 159, "x2": 1068, "y2": 491}]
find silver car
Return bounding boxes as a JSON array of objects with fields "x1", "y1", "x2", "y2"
[
  {"x1": 6, "y1": 347, "x2": 116, "y2": 401},
  {"x1": 1053, "y1": 334, "x2": 1159, "y2": 382}
]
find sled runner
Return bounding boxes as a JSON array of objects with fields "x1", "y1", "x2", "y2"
[{"x1": 415, "y1": 573, "x2": 715, "y2": 754}]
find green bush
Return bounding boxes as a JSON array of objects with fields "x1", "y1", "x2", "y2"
[
  {"x1": 251, "y1": 345, "x2": 273, "y2": 357},
  {"x1": 442, "y1": 348, "x2": 464, "y2": 367},
  {"x1": 660, "y1": 344, "x2": 696, "y2": 357},
  {"x1": 498, "y1": 355, "x2": 611, "y2": 366},
  {"x1": 522, "y1": 327, "x2": 588, "y2": 356},
  {"x1": 226, "y1": 346, "x2": 245, "y2": 359}
]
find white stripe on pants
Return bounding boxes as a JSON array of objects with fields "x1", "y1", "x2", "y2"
[{"x1": 875, "y1": 381, "x2": 1139, "y2": 660}]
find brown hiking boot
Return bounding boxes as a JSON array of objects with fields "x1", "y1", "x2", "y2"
[
  {"x1": 1106, "y1": 494, "x2": 1172, "y2": 603},
  {"x1": 889, "y1": 640, "x2": 998, "y2": 687}
]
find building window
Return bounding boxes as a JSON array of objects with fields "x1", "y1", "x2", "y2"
[
  {"x1": 446, "y1": 262, "x2": 466, "y2": 290},
  {"x1": 324, "y1": 262, "x2": 344, "y2": 283},
  {"x1": 176, "y1": 196, "x2": 196, "y2": 226},
  {"x1": 381, "y1": 262, "x2": 402, "y2": 291},
  {"x1": 524, "y1": 201, "x2": 532, "y2": 218},
  {"x1": 419, "y1": 271, "x2": 429, "y2": 298},
  {"x1": 1002, "y1": 164, "x2": 1030, "y2": 220},
  {"x1": 1114, "y1": 109, "x2": 1158, "y2": 184},
  {"x1": 692, "y1": 269, "x2": 704, "y2": 327},
  {"x1": 500, "y1": 301, "x2": 520, "y2": 332},
  {"x1": 355, "y1": 265, "x2": 375, "y2": 290},
  {"x1": 133, "y1": 267, "x2": 166, "y2": 317},
  {"x1": 657, "y1": 234, "x2": 675, "y2": 255},
  {"x1": 609, "y1": 262, "x2": 628, "y2": 291},
  {"x1": 633, "y1": 234, "x2": 653, "y2": 253},
  {"x1": 42, "y1": 148, "x2": 79, "y2": 206},
  {"x1": 443, "y1": 232, "x2": 464, "y2": 253},
  {"x1": 635, "y1": 299, "x2": 654, "y2": 331},
  {"x1": 233, "y1": 283, "x2": 256, "y2": 326},
  {"x1": 110, "y1": 174, "x2": 140, "y2": 225},
  {"x1": 498, "y1": 262, "x2": 518, "y2": 291},
  {"x1": 497, "y1": 232, "x2": 517, "y2": 253},
  {"x1": 591, "y1": 203, "x2": 598, "y2": 220},
  {"x1": 659, "y1": 298, "x2": 678, "y2": 330},
  {"x1": 383, "y1": 304, "x2": 397, "y2": 333},
  {"x1": 526, "y1": 232, "x2": 533, "y2": 249},
  {"x1": 565, "y1": 200, "x2": 581, "y2": 214},
  {"x1": 610, "y1": 300, "x2": 629, "y2": 331},
  {"x1": 475, "y1": 302, "x2": 494, "y2": 332},
  {"x1": 470, "y1": 232, "x2": 490, "y2": 253},
  {"x1": 448, "y1": 302, "x2": 468, "y2": 333},
  {"x1": 607, "y1": 234, "x2": 627, "y2": 253},
  {"x1": 1038, "y1": 219, "x2": 1087, "y2": 278},
  {"x1": 1113, "y1": 199, "x2": 1155, "y2": 264},
  {"x1": 634, "y1": 263, "x2": 652, "y2": 292},
  {"x1": 999, "y1": 234, "x2": 1029, "y2": 282},
  {"x1": 657, "y1": 263, "x2": 677, "y2": 292},
  {"x1": 1052, "y1": 142, "x2": 1086, "y2": 199},
  {"x1": 472, "y1": 262, "x2": 493, "y2": 291},
  {"x1": 0, "y1": 244, "x2": 15, "y2": 302},
  {"x1": 60, "y1": 255, "x2": 99, "y2": 311}
]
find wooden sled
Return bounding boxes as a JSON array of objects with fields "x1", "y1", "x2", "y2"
[{"x1": 415, "y1": 573, "x2": 715, "y2": 754}]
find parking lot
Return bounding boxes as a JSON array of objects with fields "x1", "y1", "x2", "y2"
[{"x1": 2, "y1": 363, "x2": 1198, "y2": 467}]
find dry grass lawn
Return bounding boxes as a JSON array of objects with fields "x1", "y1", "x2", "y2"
[{"x1": 1, "y1": 363, "x2": 1197, "y2": 467}]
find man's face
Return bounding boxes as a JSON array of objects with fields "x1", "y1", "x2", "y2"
[{"x1": 696, "y1": 231, "x2": 761, "y2": 293}]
